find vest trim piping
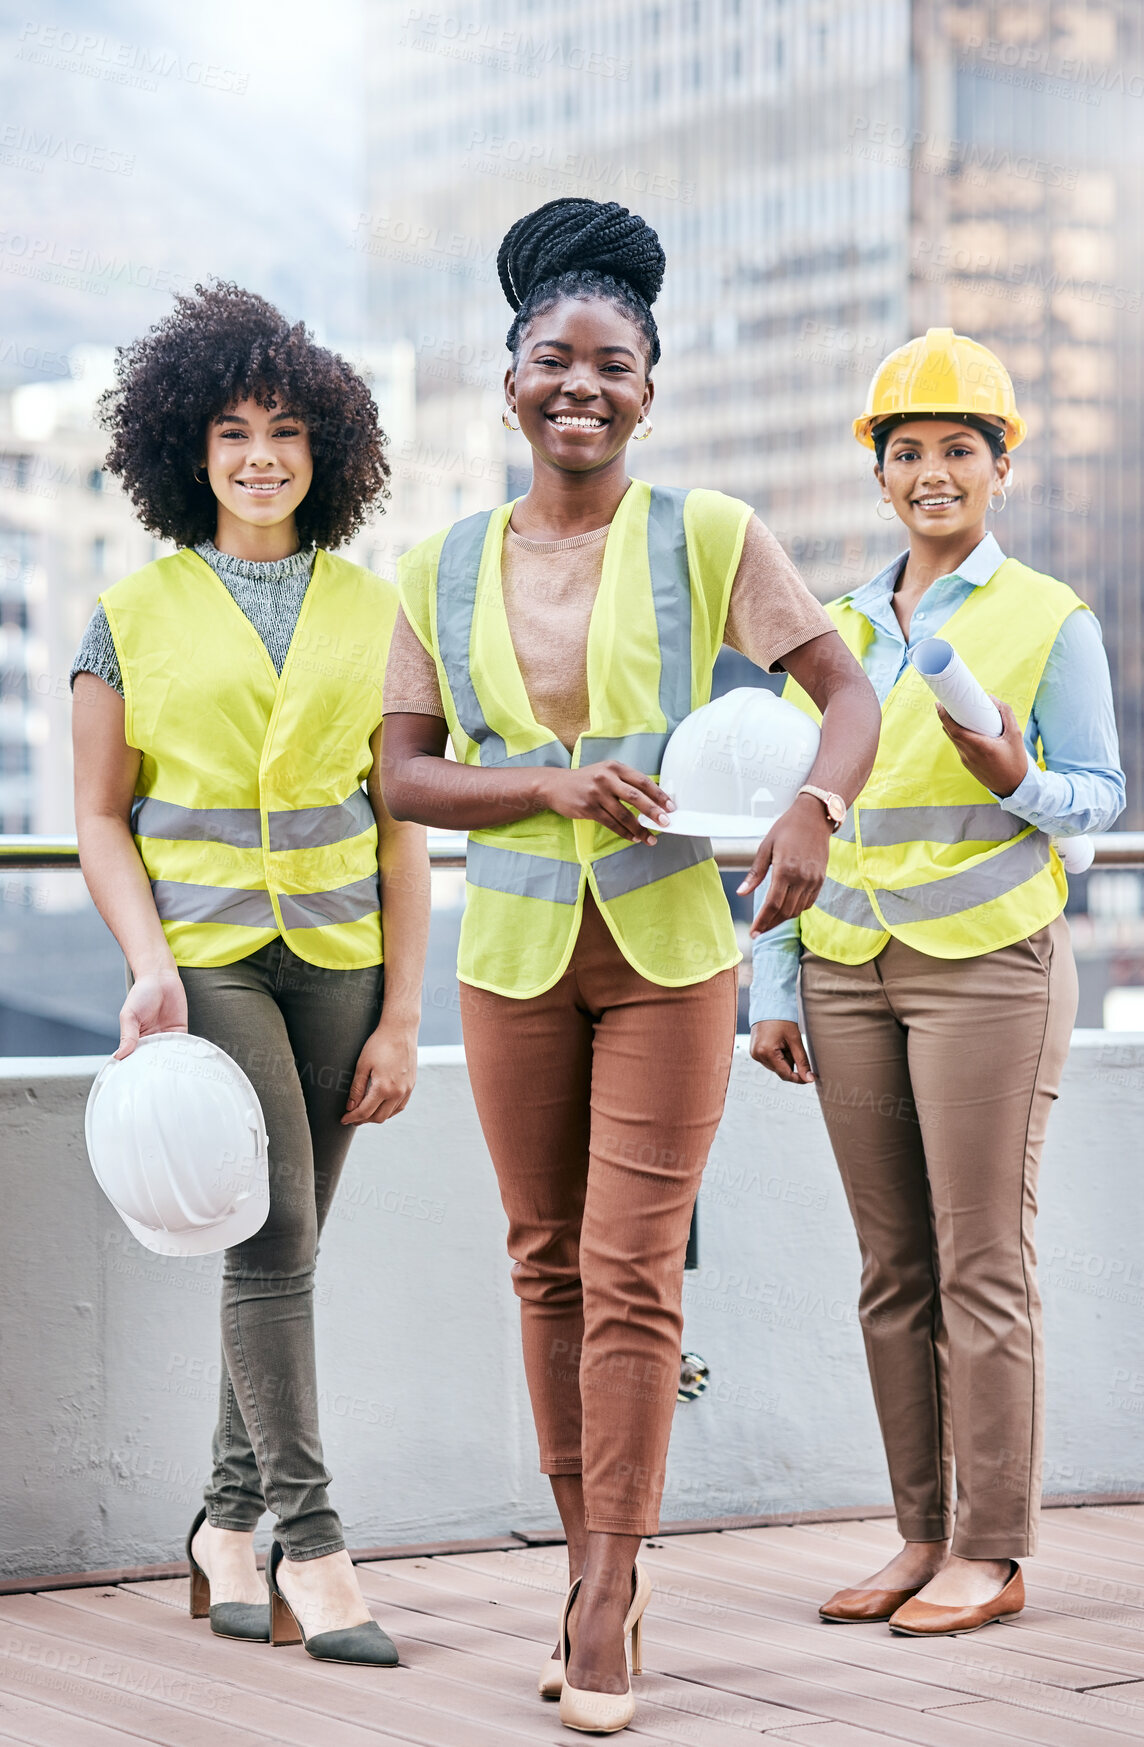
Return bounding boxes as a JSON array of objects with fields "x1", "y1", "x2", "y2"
[
  {"x1": 436, "y1": 511, "x2": 572, "y2": 771},
  {"x1": 465, "y1": 831, "x2": 712, "y2": 906},
  {"x1": 579, "y1": 731, "x2": 670, "y2": 771},
  {"x1": 646, "y1": 485, "x2": 693, "y2": 731},
  {"x1": 859, "y1": 802, "x2": 1028, "y2": 849},
  {"x1": 593, "y1": 832, "x2": 712, "y2": 901},
  {"x1": 150, "y1": 880, "x2": 278, "y2": 928},
  {"x1": 813, "y1": 876, "x2": 885, "y2": 932},
  {"x1": 150, "y1": 874, "x2": 380, "y2": 931},
  {"x1": 466, "y1": 842, "x2": 582, "y2": 905},
  {"x1": 277, "y1": 874, "x2": 381, "y2": 931},
  {"x1": 873, "y1": 829, "x2": 1050, "y2": 924},
  {"x1": 132, "y1": 789, "x2": 375, "y2": 852}
]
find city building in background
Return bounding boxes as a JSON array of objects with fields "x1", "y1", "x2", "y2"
[
  {"x1": 364, "y1": 0, "x2": 1142, "y2": 831},
  {"x1": 0, "y1": 349, "x2": 150, "y2": 845},
  {"x1": 360, "y1": 0, "x2": 1143, "y2": 1029},
  {"x1": 1, "y1": 0, "x2": 1140, "y2": 1047}
]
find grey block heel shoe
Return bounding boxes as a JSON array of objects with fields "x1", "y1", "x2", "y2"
[
  {"x1": 186, "y1": 1507, "x2": 270, "y2": 1642},
  {"x1": 267, "y1": 1540, "x2": 399, "y2": 1665}
]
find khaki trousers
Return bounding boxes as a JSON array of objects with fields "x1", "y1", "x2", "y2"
[
  {"x1": 801, "y1": 913, "x2": 1077, "y2": 1558},
  {"x1": 460, "y1": 893, "x2": 738, "y2": 1536}
]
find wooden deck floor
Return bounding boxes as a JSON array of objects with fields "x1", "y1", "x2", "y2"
[{"x1": 1, "y1": 1506, "x2": 1143, "y2": 1745}]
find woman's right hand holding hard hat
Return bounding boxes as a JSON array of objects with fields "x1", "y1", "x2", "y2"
[
  {"x1": 750, "y1": 1020, "x2": 815, "y2": 1085},
  {"x1": 741, "y1": 791, "x2": 833, "y2": 934},
  {"x1": 115, "y1": 968, "x2": 189, "y2": 1059},
  {"x1": 538, "y1": 762, "x2": 674, "y2": 845}
]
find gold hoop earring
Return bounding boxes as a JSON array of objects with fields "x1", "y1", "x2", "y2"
[
  {"x1": 634, "y1": 417, "x2": 653, "y2": 442},
  {"x1": 193, "y1": 464, "x2": 208, "y2": 485},
  {"x1": 876, "y1": 497, "x2": 897, "y2": 520},
  {"x1": 502, "y1": 409, "x2": 519, "y2": 432},
  {"x1": 989, "y1": 486, "x2": 1008, "y2": 512}
]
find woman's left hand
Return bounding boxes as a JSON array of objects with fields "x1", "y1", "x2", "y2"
[
  {"x1": 742, "y1": 793, "x2": 833, "y2": 935},
  {"x1": 937, "y1": 698, "x2": 1030, "y2": 798},
  {"x1": 342, "y1": 1018, "x2": 418, "y2": 1125}
]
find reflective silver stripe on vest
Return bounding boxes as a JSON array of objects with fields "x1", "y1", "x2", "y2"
[
  {"x1": 813, "y1": 876, "x2": 884, "y2": 933},
  {"x1": 133, "y1": 789, "x2": 375, "y2": 852},
  {"x1": 436, "y1": 510, "x2": 572, "y2": 771},
  {"x1": 873, "y1": 829, "x2": 1050, "y2": 926},
  {"x1": 579, "y1": 731, "x2": 670, "y2": 772},
  {"x1": 859, "y1": 802, "x2": 1027, "y2": 849},
  {"x1": 134, "y1": 797, "x2": 262, "y2": 848},
  {"x1": 466, "y1": 841, "x2": 581, "y2": 905},
  {"x1": 277, "y1": 874, "x2": 380, "y2": 932},
  {"x1": 268, "y1": 788, "x2": 374, "y2": 851},
  {"x1": 150, "y1": 881, "x2": 277, "y2": 928},
  {"x1": 836, "y1": 809, "x2": 856, "y2": 843},
  {"x1": 645, "y1": 485, "x2": 693, "y2": 732},
  {"x1": 593, "y1": 832, "x2": 712, "y2": 902}
]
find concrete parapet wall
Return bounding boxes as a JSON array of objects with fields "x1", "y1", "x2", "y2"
[{"x1": 1, "y1": 1033, "x2": 1141, "y2": 1576}]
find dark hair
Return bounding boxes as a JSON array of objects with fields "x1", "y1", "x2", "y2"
[
  {"x1": 873, "y1": 411, "x2": 1007, "y2": 467},
  {"x1": 98, "y1": 282, "x2": 390, "y2": 549},
  {"x1": 498, "y1": 198, "x2": 665, "y2": 369}
]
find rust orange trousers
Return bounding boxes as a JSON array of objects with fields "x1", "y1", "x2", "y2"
[{"x1": 460, "y1": 893, "x2": 737, "y2": 1535}]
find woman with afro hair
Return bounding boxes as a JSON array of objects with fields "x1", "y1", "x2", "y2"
[
  {"x1": 71, "y1": 283, "x2": 429, "y2": 1667},
  {"x1": 383, "y1": 198, "x2": 881, "y2": 1730}
]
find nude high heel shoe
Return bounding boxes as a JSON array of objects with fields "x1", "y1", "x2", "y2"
[
  {"x1": 537, "y1": 1650, "x2": 564, "y2": 1698},
  {"x1": 558, "y1": 1562, "x2": 652, "y2": 1734}
]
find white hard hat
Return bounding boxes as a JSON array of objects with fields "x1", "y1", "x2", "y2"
[
  {"x1": 640, "y1": 687, "x2": 821, "y2": 838},
  {"x1": 85, "y1": 1032, "x2": 269, "y2": 1257}
]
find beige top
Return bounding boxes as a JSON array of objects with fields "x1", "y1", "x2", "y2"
[{"x1": 384, "y1": 511, "x2": 832, "y2": 751}]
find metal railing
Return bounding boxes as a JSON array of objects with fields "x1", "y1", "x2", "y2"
[{"x1": 3, "y1": 832, "x2": 1144, "y2": 871}]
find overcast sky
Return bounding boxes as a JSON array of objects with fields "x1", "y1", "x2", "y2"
[{"x1": 1, "y1": 0, "x2": 367, "y2": 380}]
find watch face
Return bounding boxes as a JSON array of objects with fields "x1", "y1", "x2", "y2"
[{"x1": 828, "y1": 794, "x2": 846, "y2": 824}]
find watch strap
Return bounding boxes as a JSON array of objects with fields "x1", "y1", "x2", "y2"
[{"x1": 797, "y1": 784, "x2": 845, "y2": 831}]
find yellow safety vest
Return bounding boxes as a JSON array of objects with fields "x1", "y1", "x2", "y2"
[
  {"x1": 398, "y1": 481, "x2": 750, "y2": 997},
  {"x1": 784, "y1": 556, "x2": 1086, "y2": 963},
  {"x1": 102, "y1": 547, "x2": 397, "y2": 970}
]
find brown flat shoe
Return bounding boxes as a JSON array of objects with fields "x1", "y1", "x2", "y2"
[
  {"x1": 819, "y1": 1584, "x2": 923, "y2": 1623},
  {"x1": 889, "y1": 1561, "x2": 1024, "y2": 1636}
]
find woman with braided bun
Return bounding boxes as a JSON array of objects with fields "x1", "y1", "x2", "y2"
[{"x1": 384, "y1": 198, "x2": 880, "y2": 1732}]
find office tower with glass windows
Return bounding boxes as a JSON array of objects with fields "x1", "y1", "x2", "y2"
[{"x1": 365, "y1": 0, "x2": 1141, "y2": 824}]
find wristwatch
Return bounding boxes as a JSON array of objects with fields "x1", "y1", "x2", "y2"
[{"x1": 797, "y1": 784, "x2": 846, "y2": 832}]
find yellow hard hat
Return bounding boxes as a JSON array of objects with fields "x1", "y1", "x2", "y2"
[{"x1": 853, "y1": 327, "x2": 1026, "y2": 451}]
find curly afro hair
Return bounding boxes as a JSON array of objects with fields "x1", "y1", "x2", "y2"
[
  {"x1": 99, "y1": 282, "x2": 390, "y2": 550},
  {"x1": 498, "y1": 198, "x2": 665, "y2": 369}
]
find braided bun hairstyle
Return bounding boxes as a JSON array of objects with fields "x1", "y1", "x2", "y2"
[{"x1": 498, "y1": 198, "x2": 665, "y2": 369}]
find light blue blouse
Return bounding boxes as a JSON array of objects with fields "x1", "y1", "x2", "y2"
[{"x1": 749, "y1": 533, "x2": 1126, "y2": 1024}]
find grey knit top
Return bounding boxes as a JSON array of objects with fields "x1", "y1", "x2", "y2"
[{"x1": 69, "y1": 540, "x2": 317, "y2": 695}]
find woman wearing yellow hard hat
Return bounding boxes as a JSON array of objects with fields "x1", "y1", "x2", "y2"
[{"x1": 750, "y1": 328, "x2": 1125, "y2": 1635}]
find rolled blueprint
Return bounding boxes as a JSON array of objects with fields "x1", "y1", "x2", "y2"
[
  {"x1": 909, "y1": 636, "x2": 1093, "y2": 876},
  {"x1": 910, "y1": 637, "x2": 1004, "y2": 737}
]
